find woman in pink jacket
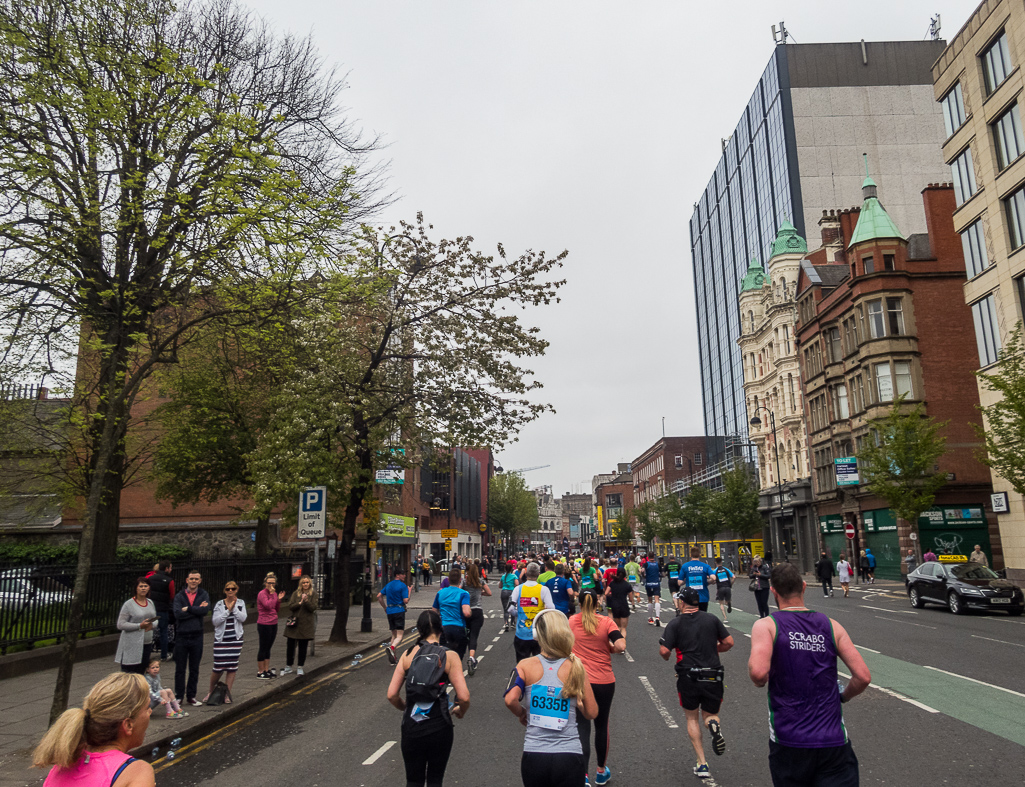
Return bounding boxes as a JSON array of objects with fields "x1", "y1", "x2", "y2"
[{"x1": 256, "y1": 573, "x2": 285, "y2": 679}]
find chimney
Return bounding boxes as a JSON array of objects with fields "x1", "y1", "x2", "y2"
[{"x1": 37, "y1": 386, "x2": 48, "y2": 400}]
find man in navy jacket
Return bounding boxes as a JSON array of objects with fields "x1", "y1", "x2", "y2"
[{"x1": 173, "y1": 569, "x2": 210, "y2": 705}]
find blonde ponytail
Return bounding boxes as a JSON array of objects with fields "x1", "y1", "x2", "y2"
[
  {"x1": 580, "y1": 591, "x2": 598, "y2": 635},
  {"x1": 561, "y1": 653, "x2": 588, "y2": 700},
  {"x1": 33, "y1": 707, "x2": 87, "y2": 770}
]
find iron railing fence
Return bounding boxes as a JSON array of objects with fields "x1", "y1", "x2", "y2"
[{"x1": 0, "y1": 556, "x2": 366, "y2": 654}]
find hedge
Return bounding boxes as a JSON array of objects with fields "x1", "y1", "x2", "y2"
[{"x1": 0, "y1": 542, "x2": 192, "y2": 566}]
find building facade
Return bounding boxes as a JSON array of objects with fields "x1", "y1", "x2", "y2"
[
  {"x1": 531, "y1": 486, "x2": 562, "y2": 553},
  {"x1": 933, "y1": 0, "x2": 1025, "y2": 582},
  {"x1": 594, "y1": 465, "x2": 634, "y2": 552},
  {"x1": 631, "y1": 436, "x2": 710, "y2": 507},
  {"x1": 794, "y1": 179, "x2": 996, "y2": 580},
  {"x1": 691, "y1": 40, "x2": 951, "y2": 464},
  {"x1": 738, "y1": 221, "x2": 816, "y2": 569}
]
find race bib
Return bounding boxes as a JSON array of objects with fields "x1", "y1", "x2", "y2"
[
  {"x1": 528, "y1": 685, "x2": 570, "y2": 730},
  {"x1": 628, "y1": 574, "x2": 638, "y2": 583}
]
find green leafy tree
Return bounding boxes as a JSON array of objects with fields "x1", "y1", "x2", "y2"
[
  {"x1": 488, "y1": 472, "x2": 540, "y2": 540},
  {"x1": 975, "y1": 322, "x2": 1025, "y2": 495},
  {"x1": 710, "y1": 465, "x2": 763, "y2": 539},
  {"x1": 613, "y1": 510, "x2": 634, "y2": 545},
  {"x1": 0, "y1": 0, "x2": 381, "y2": 720},
  {"x1": 633, "y1": 495, "x2": 684, "y2": 543},
  {"x1": 248, "y1": 217, "x2": 566, "y2": 642},
  {"x1": 681, "y1": 484, "x2": 716, "y2": 541},
  {"x1": 857, "y1": 396, "x2": 948, "y2": 553}
]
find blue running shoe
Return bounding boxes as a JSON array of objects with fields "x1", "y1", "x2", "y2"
[
  {"x1": 595, "y1": 766, "x2": 611, "y2": 785},
  {"x1": 693, "y1": 763, "x2": 710, "y2": 779}
]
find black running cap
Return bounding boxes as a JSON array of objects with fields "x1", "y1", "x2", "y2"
[{"x1": 677, "y1": 587, "x2": 701, "y2": 606}]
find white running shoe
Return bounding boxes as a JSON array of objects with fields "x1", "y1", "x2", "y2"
[
  {"x1": 297, "y1": 667, "x2": 304, "y2": 676},
  {"x1": 280, "y1": 666, "x2": 293, "y2": 675}
]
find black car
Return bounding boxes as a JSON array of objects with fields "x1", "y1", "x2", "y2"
[{"x1": 906, "y1": 560, "x2": 1024, "y2": 615}]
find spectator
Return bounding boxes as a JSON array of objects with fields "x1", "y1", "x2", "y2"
[
  {"x1": 145, "y1": 561, "x2": 175, "y2": 661},
  {"x1": 749, "y1": 557, "x2": 772, "y2": 618},
  {"x1": 815, "y1": 552, "x2": 835, "y2": 598},
  {"x1": 201, "y1": 580, "x2": 247, "y2": 702},
  {"x1": 173, "y1": 569, "x2": 210, "y2": 707},
  {"x1": 256, "y1": 573, "x2": 285, "y2": 679},
  {"x1": 282, "y1": 575, "x2": 318, "y2": 676},
  {"x1": 33, "y1": 673, "x2": 156, "y2": 786},
  {"x1": 904, "y1": 549, "x2": 917, "y2": 575},
  {"x1": 923, "y1": 548, "x2": 937, "y2": 562},
  {"x1": 145, "y1": 657, "x2": 186, "y2": 719},
  {"x1": 115, "y1": 577, "x2": 157, "y2": 675},
  {"x1": 865, "y1": 549, "x2": 876, "y2": 584},
  {"x1": 969, "y1": 545, "x2": 989, "y2": 568},
  {"x1": 858, "y1": 550, "x2": 869, "y2": 583}
]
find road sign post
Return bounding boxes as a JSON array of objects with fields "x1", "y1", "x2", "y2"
[{"x1": 298, "y1": 487, "x2": 327, "y2": 539}]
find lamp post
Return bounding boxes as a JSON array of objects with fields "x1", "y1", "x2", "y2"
[{"x1": 749, "y1": 407, "x2": 785, "y2": 563}]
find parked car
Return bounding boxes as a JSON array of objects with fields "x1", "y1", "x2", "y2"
[
  {"x1": 906, "y1": 560, "x2": 1024, "y2": 616},
  {"x1": 0, "y1": 567, "x2": 72, "y2": 610}
]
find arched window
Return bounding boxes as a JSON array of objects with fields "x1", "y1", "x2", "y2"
[
  {"x1": 780, "y1": 278, "x2": 788, "y2": 300},
  {"x1": 794, "y1": 441, "x2": 802, "y2": 474},
  {"x1": 788, "y1": 373, "x2": 795, "y2": 411},
  {"x1": 749, "y1": 310, "x2": 755, "y2": 332},
  {"x1": 783, "y1": 325, "x2": 791, "y2": 354}
]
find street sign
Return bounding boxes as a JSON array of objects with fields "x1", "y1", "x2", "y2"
[
  {"x1": 444, "y1": 539, "x2": 452, "y2": 550},
  {"x1": 835, "y1": 457, "x2": 859, "y2": 487},
  {"x1": 478, "y1": 523, "x2": 487, "y2": 533},
  {"x1": 368, "y1": 540, "x2": 376, "y2": 548},
  {"x1": 441, "y1": 529, "x2": 458, "y2": 538},
  {"x1": 298, "y1": 486, "x2": 327, "y2": 539},
  {"x1": 992, "y1": 491, "x2": 1010, "y2": 513},
  {"x1": 844, "y1": 522, "x2": 856, "y2": 539},
  {"x1": 909, "y1": 532, "x2": 917, "y2": 541}
]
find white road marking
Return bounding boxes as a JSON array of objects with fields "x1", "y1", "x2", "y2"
[
  {"x1": 860, "y1": 605, "x2": 916, "y2": 614},
  {"x1": 637, "y1": 676, "x2": 679, "y2": 729},
  {"x1": 837, "y1": 671, "x2": 939, "y2": 713},
  {"x1": 855, "y1": 645, "x2": 880, "y2": 654},
  {"x1": 742, "y1": 633, "x2": 751, "y2": 638},
  {"x1": 363, "y1": 741, "x2": 396, "y2": 765},
  {"x1": 874, "y1": 616, "x2": 936, "y2": 629},
  {"x1": 476, "y1": 655, "x2": 485, "y2": 664},
  {"x1": 493, "y1": 637, "x2": 501, "y2": 642},
  {"x1": 923, "y1": 666, "x2": 1025, "y2": 698},
  {"x1": 623, "y1": 650, "x2": 634, "y2": 663},
  {"x1": 971, "y1": 634, "x2": 1025, "y2": 648},
  {"x1": 485, "y1": 645, "x2": 493, "y2": 652}
]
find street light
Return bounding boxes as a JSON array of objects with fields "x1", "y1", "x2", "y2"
[{"x1": 750, "y1": 407, "x2": 785, "y2": 563}]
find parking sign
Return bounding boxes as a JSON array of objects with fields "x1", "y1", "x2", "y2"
[{"x1": 299, "y1": 486, "x2": 327, "y2": 539}]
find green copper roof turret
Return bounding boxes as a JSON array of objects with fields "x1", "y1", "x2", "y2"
[
  {"x1": 849, "y1": 168, "x2": 903, "y2": 248},
  {"x1": 740, "y1": 257, "x2": 765, "y2": 293},
  {"x1": 770, "y1": 219, "x2": 808, "y2": 258}
]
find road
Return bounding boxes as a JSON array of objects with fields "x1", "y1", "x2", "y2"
[{"x1": 152, "y1": 579, "x2": 1025, "y2": 786}]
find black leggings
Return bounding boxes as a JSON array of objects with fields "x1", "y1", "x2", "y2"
[
  {"x1": 286, "y1": 637, "x2": 309, "y2": 667},
  {"x1": 467, "y1": 608, "x2": 484, "y2": 654},
  {"x1": 257, "y1": 623, "x2": 277, "y2": 661},
  {"x1": 754, "y1": 588, "x2": 771, "y2": 618},
  {"x1": 401, "y1": 725, "x2": 454, "y2": 787},
  {"x1": 520, "y1": 751, "x2": 586, "y2": 787},
  {"x1": 578, "y1": 682, "x2": 615, "y2": 769}
]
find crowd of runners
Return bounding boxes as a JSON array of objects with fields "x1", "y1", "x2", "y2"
[{"x1": 385, "y1": 547, "x2": 872, "y2": 787}]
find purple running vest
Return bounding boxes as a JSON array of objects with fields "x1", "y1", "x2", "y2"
[{"x1": 767, "y1": 610, "x2": 848, "y2": 748}]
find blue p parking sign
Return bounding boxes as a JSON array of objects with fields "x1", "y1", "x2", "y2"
[{"x1": 299, "y1": 486, "x2": 327, "y2": 539}]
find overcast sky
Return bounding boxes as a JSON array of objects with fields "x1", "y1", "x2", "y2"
[{"x1": 245, "y1": 0, "x2": 973, "y2": 497}]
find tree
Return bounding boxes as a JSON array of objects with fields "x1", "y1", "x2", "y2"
[
  {"x1": 857, "y1": 396, "x2": 948, "y2": 554},
  {"x1": 488, "y1": 472, "x2": 540, "y2": 540},
  {"x1": 0, "y1": 0, "x2": 380, "y2": 721},
  {"x1": 613, "y1": 512, "x2": 634, "y2": 545},
  {"x1": 975, "y1": 322, "x2": 1025, "y2": 495},
  {"x1": 633, "y1": 495, "x2": 683, "y2": 543},
  {"x1": 248, "y1": 216, "x2": 566, "y2": 642},
  {"x1": 681, "y1": 484, "x2": 716, "y2": 541},
  {"x1": 710, "y1": 465, "x2": 763, "y2": 540}
]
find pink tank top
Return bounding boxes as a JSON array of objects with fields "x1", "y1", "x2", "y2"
[{"x1": 44, "y1": 749, "x2": 134, "y2": 787}]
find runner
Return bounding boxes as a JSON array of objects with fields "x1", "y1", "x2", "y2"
[
  {"x1": 665, "y1": 553, "x2": 682, "y2": 599},
  {"x1": 545, "y1": 564, "x2": 576, "y2": 615},
  {"x1": 748, "y1": 562, "x2": 871, "y2": 786},
  {"x1": 681, "y1": 547, "x2": 716, "y2": 612},
  {"x1": 712, "y1": 558, "x2": 734, "y2": 625},
  {"x1": 504, "y1": 609, "x2": 598, "y2": 787},
  {"x1": 508, "y1": 563, "x2": 555, "y2": 662},
  {"x1": 659, "y1": 588, "x2": 734, "y2": 780},
  {"x1": 538, "y1": 560, "x2": 557, "y2": 586},
  {"x1": 570, "y1": 592, "x2": 624, "y2": 785},
  {"x1": 377, "y1": 567, "x2": 410, "y2": 665},
  {"x1": 836, "y1": 553, "x2": 853, "y2": 598},
  {"x1": 604, "y1": 568, "x2": 632, "y2": 637},
  {"x1": 644, "y1": 554, "x2": 663, "y2": 626},
  {"x1": 501, "y1": 562, "x2": 520, "y2": 632},
  {"x1": 624, "y1": 554, "x2": 642, "y2": 610},
  {"x1": 465, "y1": 563, "x2": 491, "y2": 676},
  {"x1": 432, "y1": 568, "x2": 472, "y2": 662},
  {"x1": 578, "y1": 557, "x2": 602, "y2": 600}
]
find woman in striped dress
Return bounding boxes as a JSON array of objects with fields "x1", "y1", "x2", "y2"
[{"x1": 202, "y1": 581, "x2": 247, "y2": 703}]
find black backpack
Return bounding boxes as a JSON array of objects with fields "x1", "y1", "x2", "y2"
[{"x1": 405, "y1": 642, "x2": 447, "y2": 704}]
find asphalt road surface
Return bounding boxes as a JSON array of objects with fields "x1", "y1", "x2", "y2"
[{"x1": 153, "y1": 580, "x2": 1025, "y2": 786}]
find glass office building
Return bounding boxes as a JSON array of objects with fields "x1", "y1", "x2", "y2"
[{"x1": 689, "y1": 41, "x2": 949, "y2": 465}]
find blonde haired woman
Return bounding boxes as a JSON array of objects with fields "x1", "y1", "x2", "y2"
[
  {"x1": 282, "y1": 575, "x2": 317, "y2": 676},
  {"x1": 504, "y1": 609, "x2": 597, "y2": 787},
  {"x1": 34, "y1": 673, "x2": 155, "y2": 787}
]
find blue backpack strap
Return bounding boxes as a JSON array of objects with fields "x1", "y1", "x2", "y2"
[{"x1": 110, "y1": 756, "x2": 136, "y2": 787}]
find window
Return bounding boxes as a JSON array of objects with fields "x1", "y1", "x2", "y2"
[
  {"x1": 783, "y1": 325, "x2": 791, "y2": 354},
  {"x1": 827, "y1": 327, "x2": 842, "y2": 362},
  {"x1": 875, "y1": 361, "x2": 893, "y2": 402},
  {"x1": 1006, "y1": 186, "x2": 1025, "y2": 249},
  {"x1": 788, "y1": 373, "x2": 796, "y2": 412},
  {"x1": 832, "y1": 383, "x2": 849, "y2": 419},
  {"x1": 856, "y1": 374, "x2": 866, "y2": 412},
  {"x1": 1017, "y1": 273, "x2": 1025, "y2": 320},
  {"x1": 867, "y1": 299, "x2": 885, "y2": 339},
  {"x1": 849, "y1": 375, "x2": 862, "y2": 413},
  {"x1": 863, "y1": 255, "x2": 875, "y2": 274},
  {"x1": 894, "y1": 361, "x2": 913, "y2": 399},
  {"x1": 994, "y1": 103, "x2": 1025, "y2": 170},
  {"x1": 694, "y1": 452, "x2": 702, "y2": 465},
  {"x1": 941, "y1": 82, "x2": 966, "y2": 136},
  {"x1": 675, "y1": 455, "x2": 683, "y2": 469},
  {"x1": 749, "y1": 310, "x2": 755, "y2": 332},
  {"x1": 883, "y1": 254, "x2": 895, "y2": 271},
  {"x1": 983, "y1": 31, "x2": 1012, "y2": 95},
  {"x1": 951, "y1": 148, "x2": 977, "y2": 206},
  {"x1": 886, "y1": 298, "x2": 905, "y2": 335},
  {"x1": 961, "y1": 220, "x2": 990, "y2": 278},
  {"x1": 971, "y1": 294, "x2": 1001, "y2": 367}
]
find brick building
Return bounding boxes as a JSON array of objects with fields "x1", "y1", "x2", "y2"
[
  {"x1": 594, "y1": 464, "x2": 634, "y2": 552},
  {"x1": 631, "y1": 436, "x2": 710, "y2": 508},
  {"x1": 794, "y1": 178, "x2": 996, "y2": 579}
]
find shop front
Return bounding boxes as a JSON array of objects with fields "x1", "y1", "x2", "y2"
[
  {"x1": 819, "y1": 514, "x2": 848, "y2": 562},
  {"x1": 377, "y1": 513, "x2": 416, "y2": 582},
  {"x1": 861, "y1": 509, "x2": 901, "y2": 580},
  {"x1": 917, "y1": 505, "x2": 990, "y2": 562}
]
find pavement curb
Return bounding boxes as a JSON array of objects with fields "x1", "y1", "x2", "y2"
[{"x1": 132, "y1": 630, "x2": 398, "y2": 761}]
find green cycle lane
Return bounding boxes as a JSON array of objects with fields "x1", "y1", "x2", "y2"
[{"x1": 718, "y1": 600, "x2": 1025, "y2": 748}]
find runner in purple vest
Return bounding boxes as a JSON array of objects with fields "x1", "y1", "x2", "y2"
[{"x1": 747, "y1": 562, "x2": 871, "y2": 787}]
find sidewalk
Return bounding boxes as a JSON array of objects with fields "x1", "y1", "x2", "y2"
[{"x1": 0, "y1": 596, "x2": 428, "y2": 787}]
